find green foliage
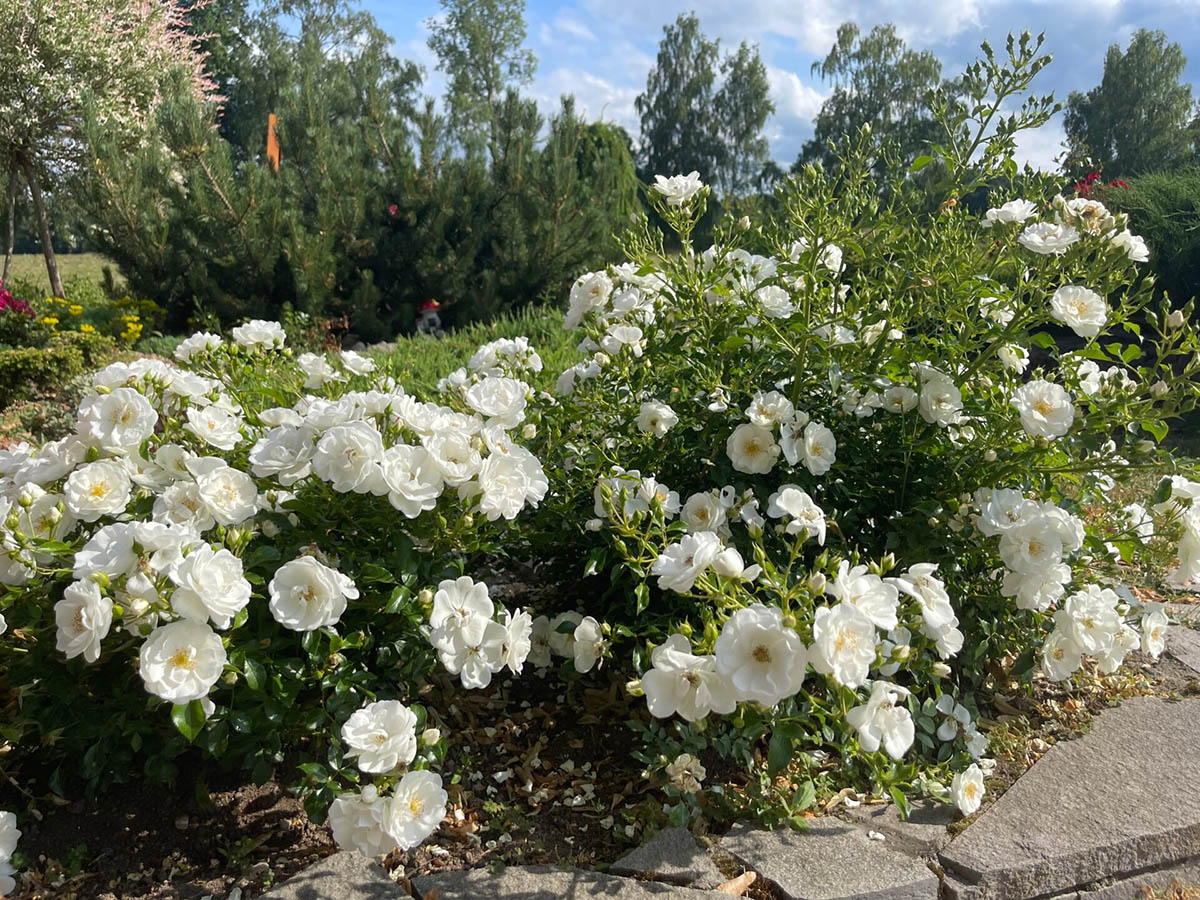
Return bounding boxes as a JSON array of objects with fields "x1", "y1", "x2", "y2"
[
  {"x1": 714, "y1": 42, "x2": 776, "y2": 199},
  {"x1": 799, "y1": 23, "x2": 948, "y2": 175},
  {"x1": 426, "y1": 0, "x2": 537, "y2": 164},
  {"x1": 1098, "y1": 169, "x2": 1200, "y2": 306},
  {"x1": 0, "y1": 331, "x2": 116, "y2": 408},
  {"x1": 1064, "y1": 29, "x2": 1199, "y2": 179}
]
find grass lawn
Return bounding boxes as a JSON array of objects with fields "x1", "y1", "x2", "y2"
[{"x1": 4, "y1": 252, "x2": 123, "y2": 294}]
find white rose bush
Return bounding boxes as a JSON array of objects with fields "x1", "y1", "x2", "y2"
[
  {"x1": 0, "y1": 320, "x2": 549, "y2": 863},
  {"x1": 526, "y1": 36, "x2": 1200, "y2": 823},
  {"x1": 1, "y1": 34, "x2": 1199, "y2": 875}
]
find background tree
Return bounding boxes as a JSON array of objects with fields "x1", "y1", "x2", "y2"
[
  {"x1": 636, "y1": 13, "x2": 724, "y2": 185},
  {"x1": 797, "y1": 23, "x2": 945, "y2": 173},
  {"x1": 1064, "y1": 29, "x2": 1198, "y2": 178},
  {"x1": 0, "y1": 0, "x2": 213, "y2": 297},
  {"x1": 427, "y1": 0, "x2": 537, "y2": 165},
  {"x1": 714, "y1": 42, "x2": 775, "y2": 198}
]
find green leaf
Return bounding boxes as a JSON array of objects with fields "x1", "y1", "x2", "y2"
[
  {"x1": 793, "y1": 779, "x2": 816, "y2": 812},
  {"x1": 171, "y1": 700, "x2": 208, "y2": 743},
  {"x1": 767, "y1": 727, "x2": 794, "y2": 776},
  {"x1": 243, "y1": 658, "x2": 266, "y2": 691},
  {"x1": 634, "y1": 582, "x2": 650, "y2": 614},
  {"x1": 358, "y1": 563, "x2": 396, "y2": 584},
  {"x1": 1141, "y1": 420, "x2": 1169, "y2": 442},
  {"x1": 889, "y1": 786, "x2": 911, "y2": 819},
  {"x1": 910, "y1": 155, "x2": 933, "y2": 172}
]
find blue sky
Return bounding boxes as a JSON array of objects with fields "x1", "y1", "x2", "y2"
[{"x1": 363, "y1": 0, "x2": 1200, "y2": 171}]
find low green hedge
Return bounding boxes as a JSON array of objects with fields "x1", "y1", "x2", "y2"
[{"x1": 0, "y1": 331, "x2": 118, "y2": 410}]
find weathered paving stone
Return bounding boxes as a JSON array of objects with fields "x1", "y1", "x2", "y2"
[
  {"x1": 719, "y1": 820, "x2": 939, "y2": 899},
  {"x1": 1073, "y1": 855, "x2": 1200, "y2": 899},
  {"x1": 939, "y1": 697, "x2": 1200, "y2": 900},
  {"x1": 1166, "y1": 602, "x2": 1200, "y2": 624},
  {"x1": 261, "y1": 851, "x2": 406, "y2": 900},
  {"x1": 609, "y1": 826, "x2": 725, "y2": 888},
  {"x1": 413, "y1": 865, "x2": 721, "y2": 899},
  {"x1": 1166, "y1": 625, "x2": 1200, "y2": 675},
  {"x1": 837, "y1": 801, "x2": 955, "y2": 859}
]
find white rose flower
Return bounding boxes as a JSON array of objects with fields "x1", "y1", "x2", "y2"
[
  {"x1": 755, "y1": 285, "x2": 794, "y2": 318},
  {"x1": 313, "y1": 421, "x2": 386, "y2": 494},
  {"x1": 0, "y1": 808, "x2": 19, "y2": 859},
  {"x1": 249, "y1": 425, "x2": 317, "y2": 486},
  {"x1": 465, "y1": 377, "x2": 528, "y2": 428},
  {"x1": 501, "y1": 608, "x2": 533, "y2": 674},
  {"x1": 681, "y1": 491, "x2": 726, "y2": 533},
  {"x1": 438, "y1": 616, "x2": 507, "y2": 688},
  {"x1": 380, "y1": 444, "x2": 445, "y2": 518},
  {"x1": 268, "y1": 556, "x2": 359, "y2": 631},
  {"x1": 175, "y1": 331, "x2": 223, "y2": 361},
  {"x1": 642, "y1": 634, "x2": 737, "y2": 722},
  {"x1": 1109, "y1": 228, "x2": 1149, "y2": 262},
  {"x1": 185, "y1": 404, "x2": 244, "y2": 451},
  {"x1": 1011, "y1": 380, "x2": 1074, "y2": 440},
  {"x1": 1060, "y1": 585, "x2": 1121, "y2": 655},
  {"x1": 383, "y1": 770, "x2": 447, "y2": 850},
  {"x1": 547, "y1": 610, "x2": 583, "y2": 658},
  {"x1": 138, "y1": 620, "x2": 227, "y2": 703},
  {"x1": 951, "y1": 763, "x2": 986, "y2": 815},
  {"x1": 297, "y1": 352, "x2": 341, "y2": 388},
  {"x1": 726, "y1": 423, "x2": 780, "y2": 475},
  {"x1": 340, "y1": 349, "x2": 377, "y2": 375},
  {"x1": 811, "y1": 603, "x2": 878, "y2": 688},
  {"x1": 429, "y1": 575, "x2": 494, "y2": 646},
  {"x1": 76, "y1": 388, "x2": 158, "y2": 452},
  {"x1": 636, "y1": 401, "x2": 679, "y2": 437},
  {"x1": 169, "y1": 546, "x2": 251, "y2": 629},
  {"x1": 744, "y1": 391, "x2": 795, "y2": 429},
  {"x1": 882, "y1": 385, "x2": 918, "y2": 413},
  {"x1": 1050, "y1": 285, "x2": 1107, "y2": 338},
  {"x1": 565, "y1": 271, "x2": 613, "y2": 329},
  {"x1": 1041, "y1": 626, "x2": 1083, "y2": 681},
  {"x1": 918, "y1": 373, "x2": 964, "y2": 427},
  {"x1": 193, "y1": 460, "x2": 259, "y2": 525},
  {"x1": 714, "y1": 603, "x2": 808, "y2": 707},
  {"x1": 64, "y1": 460, "x2": 132, "y2": 522},
  {"x1": 978, "y1": 296, "x2": 1014, "y2": 326},
  {"x1": 846, "y1": 681, "x2": 915, "y2": 760},
  {"x1": 572, "y1": 615, "x2": 605, "y2": 673},
  {"x1": 54, "y1": 579, "x2": 113, "y2": 663},
  {"x1": 231, "y1": 319, "x2": 285, "y2": 349},
  {"x1": 800, "y1": 421, "x2": 836, "y2": 476},
  {"x1": 982, "y1": 199, "x2": 1039, "y2": 226},
  {"x1": 766, "y1": 485, "x2": 826, "y2": 544},
  {"x1": 341, "y1": 700, "x2": 418, "y2": 774},
  {"x1": 998, "y1": 343, "x2": 1029, "y2": 374},
  {"x1": 423, "y1": 431, "x2": 483, "y2": 486},
  {"x1": 890, "y1": 563, "x2": 956, "y2": 630},
  {"x1": 652, "y1": 171, "x2": 704, "y2": 206},
  {"x1": 475, "y1": 446, "x2": 548, "y2": 521},
  {"x1": 828, "y1": 561, "x2": 900, "y2": 630},
  {"x1": 1018, "y1": 221, "x2": 1080, "y2": 255},
  {"x1": 651, "y1": 532, "x2": 724, "y2": 593},
  {"x1": 328, "y1": 786, "x2": 393, "y2": 857},
  {"x1": 526, "y1": 615, "x2": 553, "y2": 668},
  {"x1": 1141, "y1": 605, "x2": 1170, "y2": 658}
]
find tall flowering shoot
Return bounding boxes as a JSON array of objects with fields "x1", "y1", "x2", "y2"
[{"x1": 534, "y1": 32, "x2": 1199, "y2": 820}]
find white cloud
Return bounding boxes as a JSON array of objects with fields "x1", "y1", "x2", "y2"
[
  {"x1": 1013, "y1": 117, "x2": 1066, "y2": 172},
  {"x1": 530, "y1": 67, "x2": 640, "y2": 132},
  {"x1": 767, "y1": 66, "x2": 825, "y2": 120}
]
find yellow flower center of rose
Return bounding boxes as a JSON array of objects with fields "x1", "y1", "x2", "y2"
[
  {"x1": 1033, "y1": 399, "x2": 1054, "y2": 416},
  {"x1": 169, "y1": 648, "x2": 197, "y2": 671},
  {"x1": 752, "y1": 645, "x2": 772, "y2": 663}
]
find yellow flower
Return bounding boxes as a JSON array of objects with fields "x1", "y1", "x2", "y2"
[
  {"x1": 79, "y1": 324, "x2": 96, "y2": 333},
  {"x1": 68, "y1": 304, "x2": 83, "y2": 316}
]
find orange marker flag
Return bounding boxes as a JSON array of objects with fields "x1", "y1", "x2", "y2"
[{"x1": 266, "y1": 113, "x2": 280, "y2": 172}]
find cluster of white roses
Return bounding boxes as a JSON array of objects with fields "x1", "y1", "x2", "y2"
[
  {"x1": 425, "y1": 575, "x2": 607, "y2": 685},
  {"x1": 995, "y1": 195, "x2": 1148, "y2": 263},
  {"x1": 327, "y1": 698, "x2": 448, "y2": 856}
]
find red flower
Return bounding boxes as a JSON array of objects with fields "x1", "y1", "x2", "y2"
[{"x1": 388, "y1": 204, "x2": 399, "y2": 216}]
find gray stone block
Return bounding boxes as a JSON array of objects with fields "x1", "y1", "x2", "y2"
[
  {"x1": 836, "y1": 801, "x2": 955, "y2": 858},
  {"x1": 1076, "y1": 855, "x2": 1200, "y2": 899},
  {"x1": 940, "y1": 697, "x2": 1200, "y2": 899},
  {"x1": 718, "y1": 820, "x2": 939, "y2": 899},
  {"x1": 1166, "y1": 603, "x2": 1200, "y2": 624},
  {"x1": 261, "y1": 852, "x2": 405, "y2": 900},
  {"x1": 609, "y1": 827, "x2": 725, "y2": 888},
  {"x1": 1167, "y1": 626, "x2": 1200, "y2": 675},
  {"x1": 413, "y1": 865, "x2": 721, "y2": 899}
]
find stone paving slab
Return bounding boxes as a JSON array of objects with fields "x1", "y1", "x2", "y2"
[
  {"x1": 939, "y1": 697, "x2": 1200, "y2": 899},
  {"x1": 1071, "y1": 855, "x2": 1200, "y2": 900},
  {"x1": 413, "y1": 865, "x2": 722, "y2": 899},
  {"x1": 608, "y1": 826, "x2": 725, "y2": 888},
  {"x1": 261, "y1": 852, "x2": 406, "y2": 900},
  {"x1": 1166, "y1": 625, "x2": 1200, "y2": 675},
  {"x1": 1166, "y1": 602, "x2": 1200, "y2": 624},
  {"x1": 836, "y1": 801, "x2": 955, "y2": 859},
  {"x1": 719, "y1": 820, "x2": 938, "y2": 899}
]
